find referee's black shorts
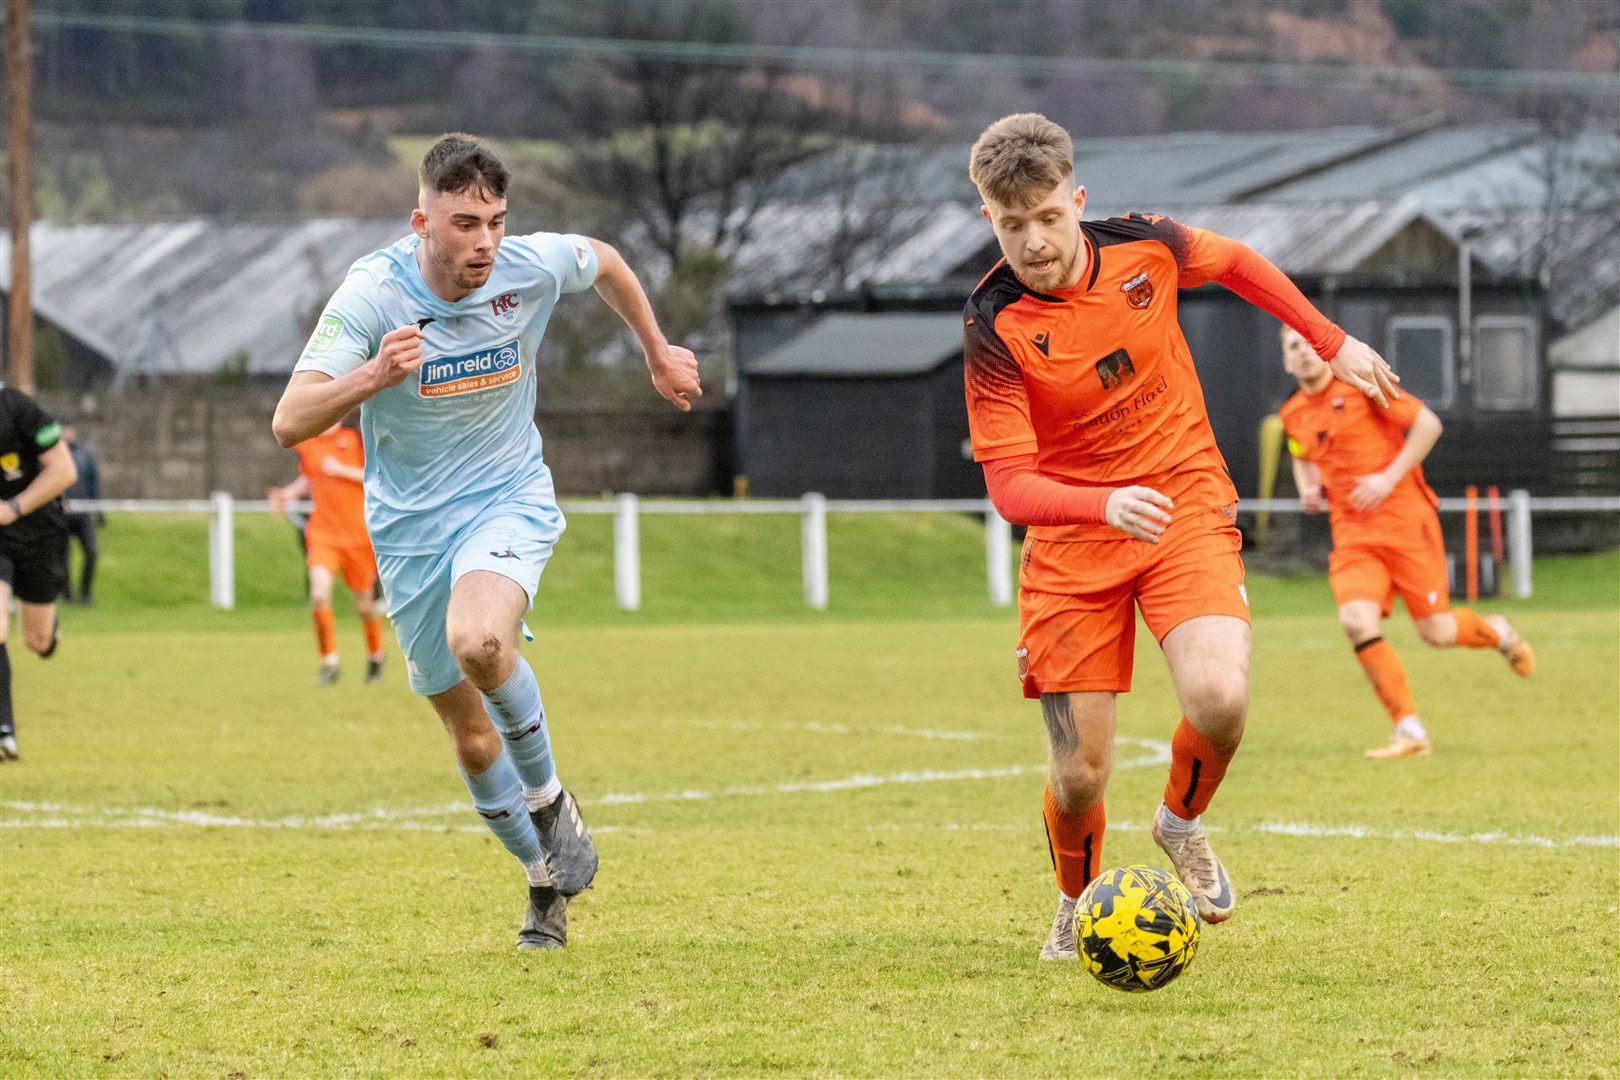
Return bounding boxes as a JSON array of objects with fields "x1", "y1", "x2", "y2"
[{"x1": 0, "y1": 527, "x2": 69, "y2": 604}]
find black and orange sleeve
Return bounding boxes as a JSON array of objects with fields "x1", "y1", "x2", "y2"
[
  {"x1": 1121, "y1": 213, "x2": 1237, "y2": 289},
  {"x1": 964, "y1": 308, "x2": 1038, "y2": 462},
  {"x1": 1135, "y1": 213, "x2": 1347, "y2": 360}
]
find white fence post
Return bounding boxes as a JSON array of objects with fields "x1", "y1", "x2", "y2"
[
  {"x1": 986, "y1": 507, "x2": 1013, "y2": 607},
  {"x1": 1508, "y1": 488, "x2": 1532, "y2": 599},
  {"x1": 614, "y1": 493, "x2": 641, "y2": 612},
  {"x1": 802, "y1": 492, "x2": 828, "y2": 610},
  {"x1": 208, "y1": 491, "x2": 235, "y2": 610}
]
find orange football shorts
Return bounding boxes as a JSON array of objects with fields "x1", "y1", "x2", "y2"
[
  {"x1": 1016, "y1": 503, "x2": 1249, "y2": 698},
  {"x1": 1328, "y1": 514, "x2": 1448, "y2": 619},
  {"x1": 306, "y1": 535, "x2": 378, "y2": 594}
]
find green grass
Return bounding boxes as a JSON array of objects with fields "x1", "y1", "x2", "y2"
[
  {"x1": 2, "y1": 616, "x2": 1616, "y2": 1076},
  {"x1": 11, "y1": 516, "x2": 1620, "y2": 1076}
]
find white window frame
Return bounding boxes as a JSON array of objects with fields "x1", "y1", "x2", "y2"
[
  {"x1": 1472, "y1": 315, "x2": 1540, "y2": 411},
  {"x1": 1386, "y1": 314, "x2": 1455, "y2": 409}
]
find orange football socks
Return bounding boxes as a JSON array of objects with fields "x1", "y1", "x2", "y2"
[
  {"x1": 1043, "y1": 784, "x2": 1106, "y2": 897},
  {"x1": 313, "y1": 607, "x2": 337, "y2": 660},
  {"x1": 1449, "y1": 608, "x2": 1501, "y2": 649},
  {"x1": 1163, "y1": 717, "x2": 1235, "y2": 819},
  {"x1": 362, "y1": 617, "x2": 384, "y2": 659},
  {"x1": 1354, "y1": 637, "x2": 1418, "y2": 724}
]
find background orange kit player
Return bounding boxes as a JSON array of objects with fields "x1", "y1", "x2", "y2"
[
  {"x1": 269, "y1": 421, "x2": 386, "y2": 684},
  {"x1": 1278, "y1": 326, "x2": 1533, "y2": 759},
  {"x1": 961, "y1": 114, "x2": 1404, "y2": 961}
]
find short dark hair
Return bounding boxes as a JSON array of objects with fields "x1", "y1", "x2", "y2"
[{"x1": 419, "y1": 133, "x2": 509, "y2": 199}]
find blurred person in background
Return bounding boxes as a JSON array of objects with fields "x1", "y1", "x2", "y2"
[
  {"x1": 271, "y1": 133, "x2": 701, "y2": 950},
  {"x1": 1279, "y1": 325, "x2": 1533, "y2": 759},
  {"x1": 61, "y1": 421, "x2": 101, "y2": 606},
  {"x1": 0, "y1": 387, "x2": 78, "y2": 762},
  {"x1": 268, "y1": 416, "x2": 386, "y2": 685}
]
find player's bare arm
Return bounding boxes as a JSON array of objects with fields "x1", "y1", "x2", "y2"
[
  {"x1": 0, "y1": 441, "x2": 77, "y2": 526},
  {"x1": 268, "y1": 473, "x2": 311, "y2": 514},
  {"x1": 272, "y1": 325, "x2": 425, "y2": 447},
  {"x1": 321, "y1": 456, "x2": 366, "y2": 483},
  {"x1": 1105, "y1": 486, "x2": 1174, "y2": 543},
  {"x1": 587, "y1": 238, "x2": 701, "y2": 412},
  {"x1": 1326, "y1": 335, "x2": 1401, "y2": 409},
  {"x1": 1351, "y1": 405, "x2": 1442, "y2": 512},
  {"x1": 1292, "y1": 457, "x2": 1325, "y2": 513}
]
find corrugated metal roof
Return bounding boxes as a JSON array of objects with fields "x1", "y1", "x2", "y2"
[
  {"x1": 749, "y1": 312, "x2": 963, "y2": 376},
  {"x1": 0, "y1": 219, "x2": 407, "y2": 375},
  {"x1": 753, "y1": 126, "x2": 1397, "y2": 209}
]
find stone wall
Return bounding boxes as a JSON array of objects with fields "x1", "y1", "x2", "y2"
[{"x1": 45, "y1": 388, "x2": 733, "y2": 500}]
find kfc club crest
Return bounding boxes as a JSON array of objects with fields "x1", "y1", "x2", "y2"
[{"x1": 490, "y1": 291, "x2": 521, "y2": 324}]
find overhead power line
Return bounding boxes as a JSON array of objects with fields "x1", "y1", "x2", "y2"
[{"x1": 25, "y1": 10, "x2": 1620, "y2": 101}]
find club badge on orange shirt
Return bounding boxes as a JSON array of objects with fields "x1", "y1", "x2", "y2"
[{"x1": 1122, "y1": 271, "x2": 1154, "y2": 309}]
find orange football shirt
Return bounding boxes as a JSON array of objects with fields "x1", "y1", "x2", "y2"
[
  {"x1": 1280, "y1": 379, "x2": 1438, "y2": 547},
  {"x1": 294, "y1": 427, "x2": 369, "y2": 549},
  {"x1": 964, "y1": 213, "x2": 1243, "y2": 543}
]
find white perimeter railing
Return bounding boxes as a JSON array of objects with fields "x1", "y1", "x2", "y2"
[{"x1": 65, "y1": 491, "x2": 1620, "y2": 611}]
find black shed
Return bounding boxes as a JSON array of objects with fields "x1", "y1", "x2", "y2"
[{"x1": 738, "y1": 312, "x2": 981, "y2": 499}]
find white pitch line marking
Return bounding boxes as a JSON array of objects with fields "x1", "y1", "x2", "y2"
[
  {"x1": 5, "y1": 734, "x2": 1612, "y2": 851},
  {"x1": 690, "y1": 720, "x2": 1006, "y2": 741},
  {"x1": 0, "y1": 738, "x2": 1167, "y2": 830},
  {"x1": 865, "y1": 820, "x2": 1618, "y2": 849}
]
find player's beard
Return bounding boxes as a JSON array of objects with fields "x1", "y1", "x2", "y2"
[
  {"x1": 1018, "y1": 244, "x2": 1080, "y2": 293},
  {"x1": 422, "y1": 237, "x2": 493, "y2": 297},
  {"x1": 457, "y1": 260, "x2": 494, "y2": 290}
]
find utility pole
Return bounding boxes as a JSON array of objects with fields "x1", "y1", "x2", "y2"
[{"x1": 5, "y1": 0, "x2": 32, "y2": 392}]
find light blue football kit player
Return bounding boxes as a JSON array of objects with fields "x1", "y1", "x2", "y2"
[
  {"x1": 273, "y1": 134, "x2": 701, "y2": 950},
  {"x1": 297, "y1": 231, "x2": 590, "y2": 695}
]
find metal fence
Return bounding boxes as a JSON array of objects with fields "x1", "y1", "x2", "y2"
[{"x1": 66, "y1": 491, "x2": 1620, "y2": 611}]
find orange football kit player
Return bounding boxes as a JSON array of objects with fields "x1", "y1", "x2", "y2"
[
  {"x1": 269, "y1": 421, "x2": 386, "y2": 684},
  {"x1": 1279, "y1": 326, "x2": 1532, "y2": 759},
  {"x1": 962, "y1": 114, "x2": 1402, "y2": 960}
]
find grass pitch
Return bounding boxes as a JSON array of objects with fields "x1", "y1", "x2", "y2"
[{"x1": 7, "y1": 515, "x2": 1617, "y2": 1077}]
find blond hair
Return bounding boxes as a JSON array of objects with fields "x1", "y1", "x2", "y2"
[{"x1": 969, "y1": 113, "x2": 1074, "y2": 207}]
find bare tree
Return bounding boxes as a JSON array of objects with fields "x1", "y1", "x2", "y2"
[
  {"x1": 554, "y1": 0, "x2": 846, "y2": 274},
  {"x1": 1521, "y1": 96, "x2": 1620, "y2": 331}
]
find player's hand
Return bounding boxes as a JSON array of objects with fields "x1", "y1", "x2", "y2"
[
  {"x1": 1105, "y1": 486, "x2": 1173, "y2": 543},
  {"x1": 1299, "y1": 485, "x2": 1326, "y2": 513},
  {"x1": 267, "y1": 487, "x2": 288, "y2": 513},
  {"x1": 368, "y1": 325, "x2": 426, "y2": 388},
  {"x1": 647, "y1": 342, "x2": 702, "y2": 412},
  {"x1": 1350, "y1": 471, "x2": 1396, "y2": 512},
  {"x1": 0, "y1": 501, "x2": 16, "y2": 526},
  {"x1": 320, "y1": 456, "x2": 342, "y2": 476},
  {"x1": 1329, "y1": 335, "x2": 1400, "y2": 408}
]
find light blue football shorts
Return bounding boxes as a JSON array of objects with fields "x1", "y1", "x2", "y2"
[{"x1": 377, "y1": 502, "x2": 565, "y2": 696}]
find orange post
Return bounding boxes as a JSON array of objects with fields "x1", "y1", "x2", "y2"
[
  {"x1": 1464, "y1": 485, "x2": 1479, "y2": 602},
  {"x1": 1487, "y1": 485, "x2": 1505, "y2": 598}
]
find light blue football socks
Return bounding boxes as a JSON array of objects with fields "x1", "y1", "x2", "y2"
[
  {"x1": 460, "y1": 751, "x2": 548, "y2": 884},
  {"x1": 480, "y1": 654, "x2": 562, "y2": 809}
]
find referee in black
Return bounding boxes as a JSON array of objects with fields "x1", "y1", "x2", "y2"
[{"x1": 0, "y1": 385, "x2": 77, "y2": 762}]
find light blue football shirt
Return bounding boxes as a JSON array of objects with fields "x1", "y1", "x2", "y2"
[{"x1": 293, "y1": 231, "x2": 599, "y2": 555}]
